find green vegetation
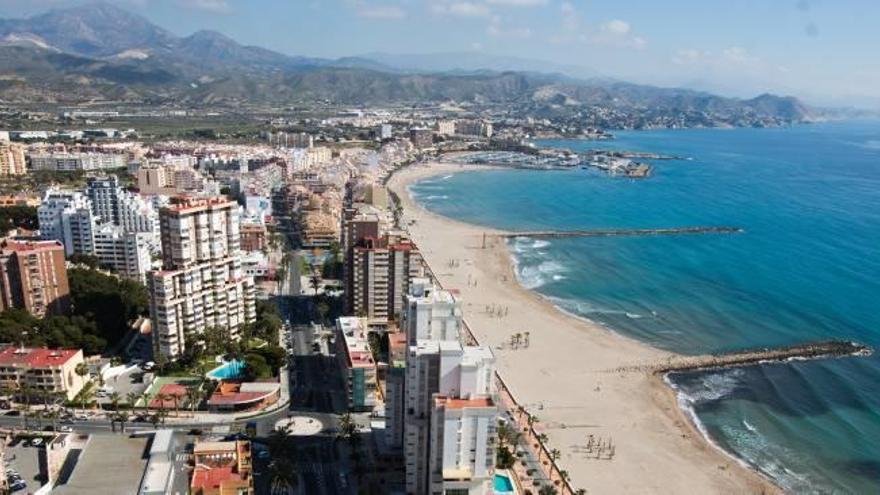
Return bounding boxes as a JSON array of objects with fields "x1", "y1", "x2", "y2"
[
  {"x1": 367, "y1": 331, "x2": 389, "y2": 364},
  {"x1": 0, "y1": 267, "x2": 147, "y2": 354},
  {"x1": 68, "y1": 267, "x2": 149, "y2": 347},
  {"x1": 0, "y1": 206, "x2": 38, "y2": 231}
]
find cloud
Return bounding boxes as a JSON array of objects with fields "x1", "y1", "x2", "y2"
[
  {"x1": 560, "y1": 1, "x2": 579, "y2": 32},
  {"x1": 487, "y1": 15, "x2": 532, "y2": 38},
  {"x1": 486, "y1": 0, "x2": 548, "y2": 5},
  {"x1": 431, "y1": 1, "x2": 491, "y2": 17},
  {"x1": 582, "y1": 19, "x2": 645, "y2": 49},
  {"x1": 722, "y1": 46, "x2": 760, "y2": 66},
  {"x1": 672, "y1": 48, "x2": 706, "y2": 65},
  {"x1": 358, "y1": 4, "x2": 407, "y2": 19},
  {"x1": 180, "y1": 0, "x2": 231, "y2": 13}
]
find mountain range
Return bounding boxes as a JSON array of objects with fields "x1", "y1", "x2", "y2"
[{"x1": 0, "y1": 2, "x2": 811, "y2": 125}]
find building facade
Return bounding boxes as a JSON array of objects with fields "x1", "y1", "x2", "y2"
[
  {"x1": 148, "y1": 198, "x2": 256, "y2": 358},
  {"x1": 93, "y1": 224, "x2": 152, "y2": 282},
  {"x1": 351, "y1": 235, "x2": 423, "y2": 325},
  {"x1": 0, "y1": 239, "x2": 70, "y2": 318},
  {"x1": 38, "y1": 190, "x2": 97, "y2": 256},
  {"x1": 0, "y1": 141, "x2": 26, "y2": 176},
  {"x1": 335, "y1": 317, "x2": 378, "y2": 411},
  {"x1": 0, "y1": 347, "x2": 87, "y2": 401},
  {"x1": 401, "y1": 284, "x2": 498, "y2": 495}
]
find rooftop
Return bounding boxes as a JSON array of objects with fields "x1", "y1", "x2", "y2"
[{"x1": 0, "y1": 347, "x2": 80, "y2": 368}]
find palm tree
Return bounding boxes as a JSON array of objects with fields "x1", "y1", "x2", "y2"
[
  {"x1": 116, "y1": 411, "x2": 130, "y2": 434},
  {"x1": 74, "y1": 362, "x2": 89, "y2": 385},
  {"x1": 109, "y1": 391, "x2": 121, "y2": 412},
  {"x1": 268, "y1": 458, "x2": 297, "y2": 494},
  {"x1": 139, "y1": 391, "x2": 150, "y2": 414},
  {"x1": 79, "y1": 384, "x2": 96, "y2": 414},
  {"x1": 149, "y1": 413, "x2": 160, "y2": 429},
  {"x1": 126, "y1": 392, "x2": 140, "y2": 411},
  {"x1": 538, "y1": 485, "x2": 558, "y2": 495}
]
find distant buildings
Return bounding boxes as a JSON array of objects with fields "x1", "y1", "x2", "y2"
[
  {"x1": 335, "y1": 317, "x2": 378, "y2": 411},
  {"x1": 401, "y1": 282, "x2": 498, "y2": 495},
  {"x1": 38, "y1": 178, "x2": 157, "y2": 281},
  {"x1": 0, "y1": 347, "x2": 87, "y2": 400},
  {"x1": 28, "y1": 152, "x2": 127, "y2": 171},
  {"x1": 435, "y1": 120, "x2": 456, "y2": 136},
  {"x1": 0, "y1": 238, "x2": 70, "y2": 318},
  {"x1": 456, "y1": 120, "x2": 494, "y2": 138},
  {"x1": 190, "y1": 440, "x2": 254, "y2": 495},
  {"x1": 239, "y1": 222, "x2": 267, "y2": 252},
  {"x1": 0, "y1": 141, "x2": 27, "y2": 176},
  {"x1": 147, "y1": 197, "x2": 256, "y2": 359},
  {"x1": 409, "y1": 128, "x2": 434, "y2": 149},
  {"x1": 38, "y1": 190, "x2": 96, "y2": 256}
]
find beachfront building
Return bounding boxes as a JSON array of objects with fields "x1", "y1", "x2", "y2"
[
  {"x1": 147, "y1": 197, "x2": 256, "y2": 359},
  {"x1": 0, "y1": 141, "x2": 26, "y2": 176},
  {"x1": 37, "y1": 189, "x2": 97, "y2": 256},
  {"x1": 351, "y1": 234, "x2": 423, "y2": 326},
  {"x1": 0, "y1": 238, "x2": 70, "y2": 317},
  {"x1": 384, "y1": 331, "x2": 408, "y2": 450},
  {"x1": 0, "y1": 347, "x2": 87, "y2": 401},
  {"x1": 401, "y1": 283, "x2": 498, "y2": 495},
  {"x1": 335, "y1": 317, "x2": 378, "y2": 411},
  {"x1": 190, "y1": 440, "x2": 254, "y2": 495}
]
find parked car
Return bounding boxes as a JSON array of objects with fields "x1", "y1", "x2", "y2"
[{"x1": 29, "y1": 438, "x2": 43, "y2": 447}]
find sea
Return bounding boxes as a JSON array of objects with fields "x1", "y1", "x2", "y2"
[{"x1": 408, "y1": 121, "x2": 880, "y2": 494}]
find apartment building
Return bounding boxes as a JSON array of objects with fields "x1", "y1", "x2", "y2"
[
  {"x1": 335, "y1": 317, "x2": 378, "y2": 411},
  {"x1": 93, "y1": 224, "x2": 152, "y2": 282},
  {"x1": 0, "y1": 239, "x2": 69, "y2": 318},
  {"x1": 351, "y1": 235, "x2": 423, "y2": 325},
  {"x1": 38, "y1": 190, "x2": 97, "y2": 256},
  {"x1": 148, "y1": 197, "x2": 256, "y2": 358},
  {"x1": 0, "y1": 141, "x2": 26, "y2": 176},
  {"x1": 86, "y1": 175, "x2": 159, "y2": 236},
  {"x1": 0, "y1": 347, "x2": 87, "y2": 401},
  {"x1": 401, "y1": 283, "x2": 498, "y2": 495},
  {"x1": 28, "y1": 152, "x2": 127, "y2": 171}
]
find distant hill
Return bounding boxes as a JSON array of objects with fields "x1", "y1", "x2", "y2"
[{"x1": 0, "y1": 2, "x2": 812, "y2": 126}]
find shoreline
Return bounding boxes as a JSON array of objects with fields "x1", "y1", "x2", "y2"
[{"x1": 388, "y1": 161, "x2": 781, "y2": 494}]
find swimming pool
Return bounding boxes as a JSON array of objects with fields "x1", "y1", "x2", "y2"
[
  {"x1": 493, "y1": 473, "x2": 514, "y2": 493},
  {"x1": 207, "y1": 359, "x2": 245, "y2": 380}
]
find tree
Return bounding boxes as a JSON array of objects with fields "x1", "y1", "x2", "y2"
[
  {"x1": 109, "y1": 391, "x2": 121, "y2": 412},
  {"x1": 126, "y1": 392, "x2": 140, "y2": 410},
  {"x1": 538, "y1": 486, "x2": 558, "y2": 495},
  {"x1": 116, "y1": 411, "x2": 130, "y2": 434},
  {"x1": 337, "y1": 412, "x2": 359, "y2": 447}
]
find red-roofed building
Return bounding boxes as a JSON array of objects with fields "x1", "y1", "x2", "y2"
[
  {"x1": 0, "y1": 347, "x2": 86, "y2": 400},
  {"x1": 191, "y1": 440, "x2": 253, "y2": 495},
  {"x1": 206, "y1": 381, "x2": 280, "y2": 412}
]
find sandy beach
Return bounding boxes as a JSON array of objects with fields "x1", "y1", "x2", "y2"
[{"x1": 387, "y1": 161, "x2": 780, "y2": 494}]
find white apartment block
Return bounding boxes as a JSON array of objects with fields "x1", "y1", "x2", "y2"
[
  {"x1": 0, "y1": 141, "x2": 27, "y2": 176},
  {"x1": 29, "y1": 152, "x2": 127, "y2": 171},
  {"x1": 404, "y1": 280, "x2": 464, "y2": 346},
  {"x1": 38, "y1": 189, "x2": 97, "y2": 256},
  {"x1": 86, "y1": 175, "x2": 160, "y2": 237},
  {"x1": 93, "y1": 223, "x2": 152, "y2": 283},
  {"x1": 148, "y1": 197, "x2": 256, "y2": 358},
  {"x1": 402, "y1": 283, "x2": 498, "y2": 495}
]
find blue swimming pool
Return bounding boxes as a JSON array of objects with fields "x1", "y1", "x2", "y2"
[
  {"x1": 493, "y1": 473, "x2": 514, "y2": 493},
  {"x1": 207, "y1": 359, "x2": 245, "y2": 380}
]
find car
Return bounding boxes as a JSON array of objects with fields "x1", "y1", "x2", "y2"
[
  {"x1": 74, "y1": 414, "x2": 88, "y2": 421},
  {"x1": 5, "y1": 410, "x2": 19, "y2": 416},
  {"x1": 187, "y1": 428, "x2": 204, "y2": 436},
  {"x1": 256, "y1": 450, "x2": 271, "y2": 459},
  {"x1": 58, "y1": 425, "x2": 73, "y2": 433},
  {"x1": 30, "y1": 438, "x2": 43, "y2": 447},
  {"x1": 10, "y1": 481, "x2": 26, "y2": 492}
]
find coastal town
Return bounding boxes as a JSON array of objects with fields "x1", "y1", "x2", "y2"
[
  {"x1": 0, "y1": 105, "x2": 869, "y2": 495},
  {"x1": 0, "y1": 2, "x2": 876, "y2": 494}
]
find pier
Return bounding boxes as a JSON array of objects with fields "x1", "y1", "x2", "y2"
[
  {"x1": 502, "y1": 226, "x2": 744, "y2": 239},
  {"x1": 627, "y1": 340, "x2": 872, "y2": 375}
]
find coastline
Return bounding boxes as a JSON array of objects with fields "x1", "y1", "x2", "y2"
[{"x1": 388, "y1": 161, "x2": 781, "y2": 494}]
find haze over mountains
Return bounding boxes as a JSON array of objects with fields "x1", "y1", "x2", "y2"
[{"x1": 0, "y1": 2, "x2": 811, "y2": 124}]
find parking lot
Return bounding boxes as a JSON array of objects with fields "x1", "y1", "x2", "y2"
[{"x1": 5, "y1": 435, "x2": 48, "y2": 492}]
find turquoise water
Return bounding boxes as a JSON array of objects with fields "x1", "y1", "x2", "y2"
[
  {"x1": 410, "y1": 121, "x2": 880, "y2": 493},
  {"x1": 207, "y1": 359, "x2": 246, "y2": 380},
  {"x1": 493, "y1": 473, "x2": 514, "y2": 493}
]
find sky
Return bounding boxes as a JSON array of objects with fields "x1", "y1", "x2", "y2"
[{"x1": 2, "y1": 0, "x2": 880, "y2": 107}]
